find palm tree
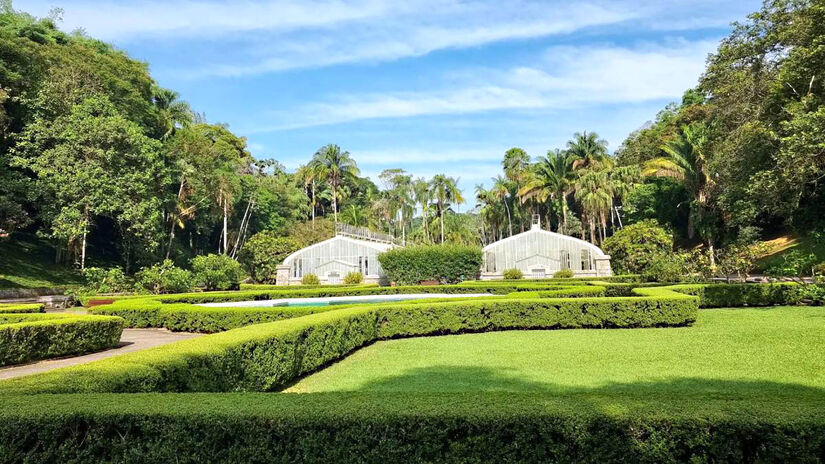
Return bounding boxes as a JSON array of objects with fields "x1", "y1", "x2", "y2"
[
  {"x1": 502, "y1": 147, "x2": 531, "y2": 230},
  {"x1": 312, "y1": 144, "x2": 359, "y2": 225},
  {"x1": 153, "y1": 87, "x2": 194, "y2": 140},
  {"x1": 490, "y1": 175, "x2": 514, "y2": 237},
  {"x1": 567, "y1": 131, "x2": 611, "y2": 171},
  {"x1": 519, "y1": 149, "x2": 576, "y2": 233},
  {"x1": 295, "y1": 162, "x2": 322, "y2": 222},
  {"x1": 429, "y1": 174, "x2": 464, "y2": 244},
  {"x1": 413, "y1": 178, "x2": 431, "y2": 243},
  {"x1": 575, "y1": 170, "x2": 612, "y2": 245},
  {"x1": 643, "y1": 122, "x2": 715, "y2": 262}
]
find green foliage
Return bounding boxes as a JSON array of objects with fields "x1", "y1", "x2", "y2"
[
  {"x1": 343, "y1": 272, "x2": 363, "y2": 285},
  {"x1": 552, "y1": 269, "x2": 574, "y2": 279},
  {"x1": 135, "y1": 260, "x2": 193, "y2": 294},
  {"x1": 670, "y1": 283, "x2": 798, "y2": 308},
  {"x1": 238, "y1": 231, "x2": 299, "y2": 283},
  {"x1": 301, "y1": 273, "x2": 320, "y2": 285},
  {"x1": 642, "y1": 253, "x2": 688, "y2": 283},
  {"x1": 378, "y1": 244, "x2": 482, "y2": 284},
  {"x1": 287, "y1": 219, "x2": 335, "y2": 247},
  {"x1": 0, "y1": 233, "x2": 84, "y2": 289},
  {"x1": 767, "y1": 249, "x2": 822, "y2": 281},
  {"x1": 79, "y1": 267, "x2": 132, "y2": 295},
  {"x1": 191, "y1": 254, "x2": 243, "y2": 291},
  {"x1": 603, "y1": 220, "x2": 672, "y2": 274},
  {"x1": 502, "y1": 268, "x2": 523, "y2": 280},
  {"x1": 0, "y1": 313, "x2": 123, "y2": 366},
  {"x1": 0, "y1": 303, "x2": 44, "y2": 313},
  {"x1": 715, "y1": 242, "x2": 771, "y2": 282},
  {"x1": 1, "y1": 291, "x2": 698, "y2": 394}
]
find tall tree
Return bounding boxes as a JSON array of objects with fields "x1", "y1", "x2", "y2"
[
  {"x1": 519, "y1": 149, "x2": 576, "y2": 233},
  {"x1": 490, "y1": 175, "x2": 514, "y2": 237},
  {"x1": 312, "y1": 144, "x2": 359, "y2": 226},
  {"x1": 413, "y1": 177, "x2": 431, "y2": 243},
  {"x1": 567, "y1": 131, "x2": 611, "y2": 170},
  {"x1": 152, "y1": 87, "x2": 194, "y2": 140},
  {"x1": 429, "y1": 174, "x2": 464, "y2": 244}
]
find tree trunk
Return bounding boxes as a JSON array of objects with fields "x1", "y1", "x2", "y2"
[
  {"x1": 311, "y1": 181, "x2": 316, "y2": 222},
  {"x1": 561, "y1": 193, "x2": 568, "y2": 234},
  {"x1": 332, "y1": 185, "x2": 338, "y2": 225},
  {"x1": 440, "y1": 204, "x2": 445, "y2": 244},
  {"x1": 222, "y1": 195, "x2": 228, "y2": 255},
  {"x1": 81, "y1": 204, "x2": 88, "y2": 270},
  {"x1": 166, "y1": 177, "x2": 185, "y2": 260}
]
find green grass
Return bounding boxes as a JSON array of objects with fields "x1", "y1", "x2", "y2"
[
  {"x1": 0, "y1": 233, "x2": 83, "y2": 289},
  {"x1": 288, "y1": 306, "x2": 825, "y2": 400}
]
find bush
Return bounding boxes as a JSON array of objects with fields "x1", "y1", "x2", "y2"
[
  {"x1": 642, "y1": 252, "x2": 698, "y2": 283},
  {"x1": 602, "y1": 220, "x2": 672, "y2": 274},
  {"x1": 553, "y1": 269, "x2": 574, "y2": 279},
  {"x1": 378, "y1": 244, "x2": 482, "y2": 284},
  {"x1": 0, "y1": 393, "x2": 820, "y2": 464},
  {"x1": 239, "y1": 231, "x2": 300, "y2": 283},
  {"x1": 0, "y1": 314, "x2": 124, "y2": 366},
  {"x1": 191, "y1": 254, "x2": 243, "y2": 291},
  {"x1": 301, "y1": 273, "x2": 320, "y2": 285},
  {"x1": 502, "y1": 269, "x2": 523, "y2": 280},
  {"x1": 287, "y1": 218, "x2": 335, "y2": 247},
  {"x1": 77, "y1": 267, "x2": 132, "y2": 294},
  {"x1": 135, "y1": 260, "x2": 193, "y2": 294},
  {"x1": 343, "y1": 272, "x2": 363, "y2": 285},
  {"x1": 2, "y1": 291, "x2": 697, "y2": 394},
  {"x1": 0, "y1": 303, "x2": 44, "y2": 313}
]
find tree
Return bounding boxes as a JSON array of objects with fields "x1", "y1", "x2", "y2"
[
  {"x1": 490, "y1": 175, "x2": 514, "y2": 237},
  {"x1": 12, "y1": 96, "x2": 164, "y2": 270},
  {"x1": 643, "y1": 122, "x2": 717, "y2": 261},
  {"x1": 575, "y1": 170, "x2": 612, "y2": 245},
  {"x1": 413, "y1": 178, "x2": 431, "y2": 243},
  {"x1": 152, "y1": 87, "x2": 194, "y2": 140},
  {"x1": 567, "y1": 131, "x2": 611, "y2": 170},
  {"x1": 602, "y1": 219, "x2": 672, "y2": 274},
  {"x1": 312, "y1": 144, "x2": 359, "y2": 225},
  {"x1": 518, "y1": 149, "x2": 576, "y2": 233},
  {"x1": 429, "y1": 174, "x2": 464, "y2": 244}
]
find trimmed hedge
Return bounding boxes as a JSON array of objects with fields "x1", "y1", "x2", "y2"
[
  {"x1": 0, "y1": 289, "x2": 697, "y2": 394},
  {"x1": 378, "y1": 244, "x2": 483, "y2": 284},
  {"x1": 0, "y1": 313, "x2": 124, "y2": 366},
  {"x1": 670, "y1": 283, "x2": 799, "y2": 307},
  {"x1": 0, "y1": 303, "x2": 45, "y2": 313},
  {"x1": 0, "y1": 392, "x2": 822, "y2": 464}
]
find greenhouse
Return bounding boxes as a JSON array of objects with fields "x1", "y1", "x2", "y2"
[
  {"x1": 276, "y1": 229, "x2": 397, "y2": 285},
  {"x1": 480, "y1": 220, "x2": 612, "y2": 279}
]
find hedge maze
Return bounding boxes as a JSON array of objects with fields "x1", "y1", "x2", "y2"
[{"x1": 0, "y1": 278, "x2": 820, "y2": 463}]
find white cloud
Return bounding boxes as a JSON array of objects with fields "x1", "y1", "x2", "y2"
[{"x1": 251, "y1": 39, "x2": 716, "y2": 131}]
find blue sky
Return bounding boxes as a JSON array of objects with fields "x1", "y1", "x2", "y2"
[{"x1": 24, "y1": 0, "x2": 759, "y2": 195}]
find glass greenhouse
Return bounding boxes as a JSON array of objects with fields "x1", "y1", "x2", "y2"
[
  {"x1": 481, "y1": 222, "x2": 612, "y2": 279},
  {"x1": 277, "y1": 235, "x2": 396, "y2": 285}
]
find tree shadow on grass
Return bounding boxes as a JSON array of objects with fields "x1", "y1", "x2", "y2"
[{"x1": 353, "y1": 364, "x2": 825, "y2": 402}]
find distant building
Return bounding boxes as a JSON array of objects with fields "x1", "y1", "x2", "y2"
[
  {"x1": 480, "y1": 219, "x2": 611, "y2": 279},
  {"x1": 276, "y1": 224, "x2": 398, "y2": 285}
]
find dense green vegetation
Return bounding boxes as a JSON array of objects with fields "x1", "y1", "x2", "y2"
[
  {"x1": 289, "y1": 306, "x2": 824, "y2": 393},
  {"x1": 377, "y1": 244, "x2": 482, "y2": 284},
  {"x1": 0, "y1": 311, "x2": 123, "y2": 366},
  {"x1": 2, "y1": 0, "x2": 825, "y2": 291}
]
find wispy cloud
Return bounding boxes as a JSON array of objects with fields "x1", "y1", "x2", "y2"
[{"x1": 251, "y1": 39, "x2": 716, "y2": 131}]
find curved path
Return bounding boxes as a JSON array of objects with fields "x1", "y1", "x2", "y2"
[{"x1": 0, "y1": 328, "x2": 202, "y2": 380}]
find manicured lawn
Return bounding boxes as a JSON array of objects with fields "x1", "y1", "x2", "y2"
[{"x1": 287, "y1": 306, "x2": 825, "y2": 400}]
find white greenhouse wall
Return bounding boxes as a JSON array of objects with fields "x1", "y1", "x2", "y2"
[
  {"x1": 481, "y1": 224, "x2": 612, "y2": 279},
  {"x1": 279, "y1": 235, "x2": 395, "y2": 285}
]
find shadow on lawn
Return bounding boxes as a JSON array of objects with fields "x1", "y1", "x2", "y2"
[{"x1": 355, "y1": 365, "x2": 825, "y2": 400}]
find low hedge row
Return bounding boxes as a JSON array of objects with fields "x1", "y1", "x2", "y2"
[
  {"x1": 0, "y1": 392, "x2": 821, "y2": 463},
  {"x1": 0, "y1": 313, "x2": 124, "y2": 367},
  {"x1": 670, "y1": 283, "x2": 799, "y2": 307},
  {"x1": 0, "y1": 303, "x2": 45, "y2": 313},
  {"x1": 0, "y1": 290, "x2": 697, "y2": 394},
  {"x1": 89, "y1": 285, "x2": 622, "y2": 332},
  {"x1": 239, "y1": 283, "x2": 379, "y2": 291}
]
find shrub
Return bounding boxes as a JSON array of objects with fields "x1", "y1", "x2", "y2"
[
  {"x1": 502, "y1": 268, "x2": 523, "y2": 280},
  {"x1": 553, "y1": 269, "x2": 574, "y2": 279},
  {"x1": 0, "y1": 314, "x2": 124, "y2": 366},
  {"x1": 343, "y1": 272, "x2": 363, "y2": 285},
  {"x1": 0, "y1": 394, "x2": 821, "y2": 464},
  {"x1": 602, "y1": 220, "x2": 672, "y2": 274},
  {"x1": 239, "y1": 231, "x2": 300, "y2": 283},
  {"x1": 1, "y1": 291, "x2": 697, "y2": 394},
  {"x1": 287, "y1": 218, "x2": 335, "y2": 247},
  {"x1": 191, "y1": 254, "x2": 243, "y2": 291},
  {"x1": 301, "y1": 273, "x2": 320, "y2": 285},
  {"x1": 378, "y1": 244, "x2": 482, "y2": 284},
  {"x1": 0, "y1": 303, "x2": 44, "y2": 313},
  {"x1": 135, "y1": 260, "x2": 193, "y2": 294},
  {"x1": 643, "y1": 252, "x2": 694, "y2": 282},
  {"x1": 77, "y1": 267, "x2": 132, "y2": 294}
]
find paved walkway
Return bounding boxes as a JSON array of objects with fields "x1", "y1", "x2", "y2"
[{"x1": 0, "y1": 328, "x2": 202, "y2": 380}]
